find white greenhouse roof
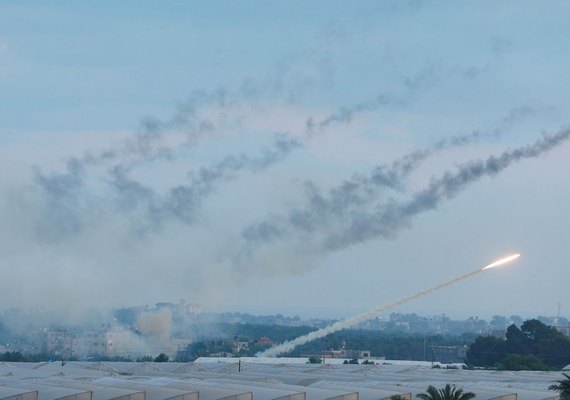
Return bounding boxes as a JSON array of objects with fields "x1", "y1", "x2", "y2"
[{"x1": 0, "y1": 361, "x2": 564, "y2": 400}]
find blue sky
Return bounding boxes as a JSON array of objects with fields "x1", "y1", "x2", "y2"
[{"x1": 0, "y1": 1, "x2": 569, "y2": 319}]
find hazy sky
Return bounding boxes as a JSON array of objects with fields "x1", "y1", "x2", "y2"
[{"x1": 1, "y1": 1, "x2": 569, "y2": 320}]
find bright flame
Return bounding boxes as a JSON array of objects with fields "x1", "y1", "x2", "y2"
[{"x1": 482, "y1": 253, "x2": 520, "y2": 270}]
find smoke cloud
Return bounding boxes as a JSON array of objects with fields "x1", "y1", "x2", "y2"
[{"x1": 135, "y1": 308, "x2": 175, "y2": 354}]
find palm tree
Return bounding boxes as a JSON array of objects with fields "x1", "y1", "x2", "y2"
[
  {"x1": 417, "y1": 384, "x2": 475, "y2": 400},
  {"x1": 549, "y1": 373, "x2": 570, "y2": 400}
]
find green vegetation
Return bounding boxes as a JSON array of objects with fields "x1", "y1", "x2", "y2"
[
  {"x1": 182, "y1": 339, "x2": 233, "y2": 361},
  {"x1": 0, "y1": 351, "x2": 25, "y2": 362},
  {"x1": 308, "y1": 356, "x2": 322, "y2": 364},
  {"x1": 178, "y1": 329, "x2": 472, "y2": 362},
  {"x1": 416, "y1": 384, "x2": 475, "y2": 400},
  {"x1": 467, "y1": 319, "x2": 570, "y2": 370},
  {"x1": 500, "y1": 354, "x2": 551, "y2": 371},
  {"x1": 154, "y1": 353, "x2": 169, "y2": 362},
  {"x1": 550, "y1": 374, "x2": 570, "y2": 400},
  {"x1": 291, "y1": 330, "x2": 473, "y2": 360},
  {"x1": 0, "y1": 351, "x2": 62, "y2": 362},
  {"x1": 230, "y1": 323, "x2": 315, "y2": 342},
  {"x1": 177, "y1": 324, "x2": 473, "y2": 361}
]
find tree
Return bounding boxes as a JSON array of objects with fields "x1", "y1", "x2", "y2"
[
  {"x1": 520, "y1": 319, "x2": 569, "y2": 367},
  {"x1": 505, "y1": 324, "x2": 529, "y2": 354},
  {"x1": 466, "y1": 336, "x2": 505, "y2": 367},
  {"x1": 468, "y1": 319, "x2": 570, "y2": 370},
  {"x1": 500, "y1": 354, "x2": 550, "y2": 371},
  {"x1": 416, "y1": 384, "x2": 475, "y2": 400},
  {"x1": 186, "y1": 341, "x2": 209, "y2": 360},
  {"x1": 0, "y1": 351, "x2": 24, "y2": 362},
  {"x1": 549, "y1": 373, "x2": 570, "y2": 400},
  {"x1": 154, "y1": 353, "x2": 169, "y2": 362},
  {"x1": 308, "y1": 356, "x2": 322, "y2": 364}
]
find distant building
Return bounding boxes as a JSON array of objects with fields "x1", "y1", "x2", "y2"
[
  {"x1": 43, "y1": 328, "x2": 74, "y2": 358},
  {"x1": 233, "y1": 340, "x2": 249, "y2": 353},
  {"x1": 75, "y1": 325, "x2": 143, "y2": 358},
  {"x1": 75, "y1": 329, "x2": 112, "y2": 357},
  {"x1": 256, "y1": 337, "x2": 274, "y2": 347}
]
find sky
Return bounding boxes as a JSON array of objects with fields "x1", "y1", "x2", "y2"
[{"x1": 0, "y1": 1, "x2": 569, "y2": 320}]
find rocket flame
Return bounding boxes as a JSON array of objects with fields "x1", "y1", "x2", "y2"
[{"x1": 482, "y1": 253, "x2": 520, "y2": 270}]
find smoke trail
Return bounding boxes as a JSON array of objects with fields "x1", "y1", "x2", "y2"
[
  {"x1": 302, "y1": 61, "x2": 498, "y2": 137},
  {"x1": 324, "y1": 127, "x2": 570, "y2": 249},
  {"x1": 76, "y1": 89, "x2": 227, "y2": 169},
  {"x1": 258, "y1": 258, "x2": 509, "y2": 357},
  {"x1": 33, "y1": 158, "x2": 88, "y2": 236},
  {"x1": 61, "y1": 57, "x2": 478, "y2": 182},
  {"x1": 42, "y1": 76, "x2": 436, "y2": 235},
  {"x1": 34, "y1": 58, "x2": 494, "y2": 236},
  {"x1": 107, "y1": 133, "x2": 302, "y2": 229},
  {"x1": 161, "y1": 133, "x2": 301, "y2": 225},
  {"x1": 305, "y1": 94, "x2": 394, "y2": 135},
  {"x1": 307, "y1": 64, "x2": 483, "y2": 131},
  {"x1": 236, "y1": 126, "x2": 568, "y2": 281},
  {"x1": 37, "y1": 89, "x2": 400, "y2": 236},
  {"x1": 59, "y1": 24, "x2": 348, "y2": 174},
  {"x1": 242, "y1": 108, "x2": 537, "y2": 245}
]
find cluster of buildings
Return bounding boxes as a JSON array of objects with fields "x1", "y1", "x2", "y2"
[
  {"x1": 42, "y1": 326, "x2": 150, "y2": 359},
  {"x1": 3, "y1": 304, "x2": 570, "y2": 363}
]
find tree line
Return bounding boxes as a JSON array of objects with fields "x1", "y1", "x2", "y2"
[
  {"x1": 466, "y1": 319, "x2": 570, "y2": 370},
  {"x1": 179, "y1": 324, "x2": 475, "y2": 361}
]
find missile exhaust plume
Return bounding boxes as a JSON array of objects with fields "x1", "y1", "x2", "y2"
[
  {"x1": 257, "y1": 253, "x2": 520, "y2": 358},
  {"x1": 482, "y1": 253, "x2": 520, "y2": 270}
]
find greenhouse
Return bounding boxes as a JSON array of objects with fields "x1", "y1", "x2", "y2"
[{"x1": 0, "y1": 360, "x2": 564, "y2": 400}]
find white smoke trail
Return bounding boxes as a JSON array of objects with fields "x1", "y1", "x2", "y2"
[{"x1": 257, "y1": 254, "x2": 520, "y2": 357}]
